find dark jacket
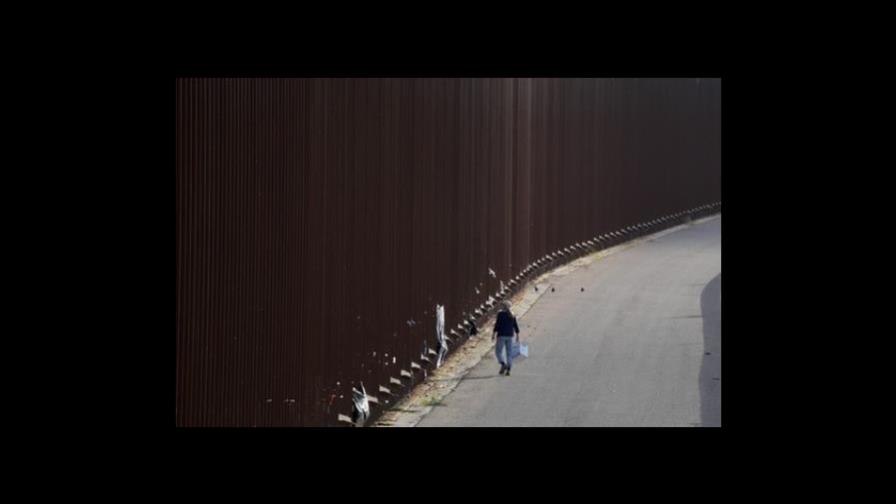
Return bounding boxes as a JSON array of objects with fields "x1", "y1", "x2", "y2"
[{"x1": 493, "y1": 310, "x2": 520, "y2": 337}]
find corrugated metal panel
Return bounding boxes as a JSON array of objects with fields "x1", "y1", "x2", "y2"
[{"x1": 176, "y1": 78, "x2": 721, "y2": 426}]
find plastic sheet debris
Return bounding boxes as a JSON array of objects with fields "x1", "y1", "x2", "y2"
[
  {"x1": 351, "y1": 382, "x2": 370, "y2": 427},
  {"x1": 435, "y1": 304, "x2": 448, "y2": 368}
]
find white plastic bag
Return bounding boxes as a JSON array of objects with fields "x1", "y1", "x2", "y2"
[{"x1": 511, "y1": 341, "x2": 528, "y2": 359}]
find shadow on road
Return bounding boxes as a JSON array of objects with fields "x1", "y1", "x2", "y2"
[{"x1": 699, "y1": 273, "x2": 722, "y2": 427}]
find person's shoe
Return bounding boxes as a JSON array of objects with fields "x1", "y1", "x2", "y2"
[
  {"x1": 499, "y1": 365, "x2": 506, "y2": 375},
  {"x1": 505, "y1": 368, "x2": 511, "y2": 376}
]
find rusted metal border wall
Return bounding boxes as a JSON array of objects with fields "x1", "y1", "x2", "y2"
[{"x1": 176, "y1": 78, "x2": 721, "y2": 426}]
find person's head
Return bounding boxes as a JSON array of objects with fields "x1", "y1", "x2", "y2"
[{"x1": 501, "y1": 301, "x2": 512, "y2": 312}]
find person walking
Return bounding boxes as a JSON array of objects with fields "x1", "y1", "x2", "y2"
[{"x1": 492, "y1": 301, "x2": 520, "y2": 376}]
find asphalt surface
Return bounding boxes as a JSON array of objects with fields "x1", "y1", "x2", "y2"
[{"x1": 416, "y1": 216, "x2": 721, "y2": 427}]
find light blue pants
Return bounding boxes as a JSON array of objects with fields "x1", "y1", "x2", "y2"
[{"x1": 496, "y1": 336, "x2": 514, "y2": 369}]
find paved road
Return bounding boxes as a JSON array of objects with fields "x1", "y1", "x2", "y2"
[{"x1": 416, "y1": 216, "x2": 721, "y2": 427}]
